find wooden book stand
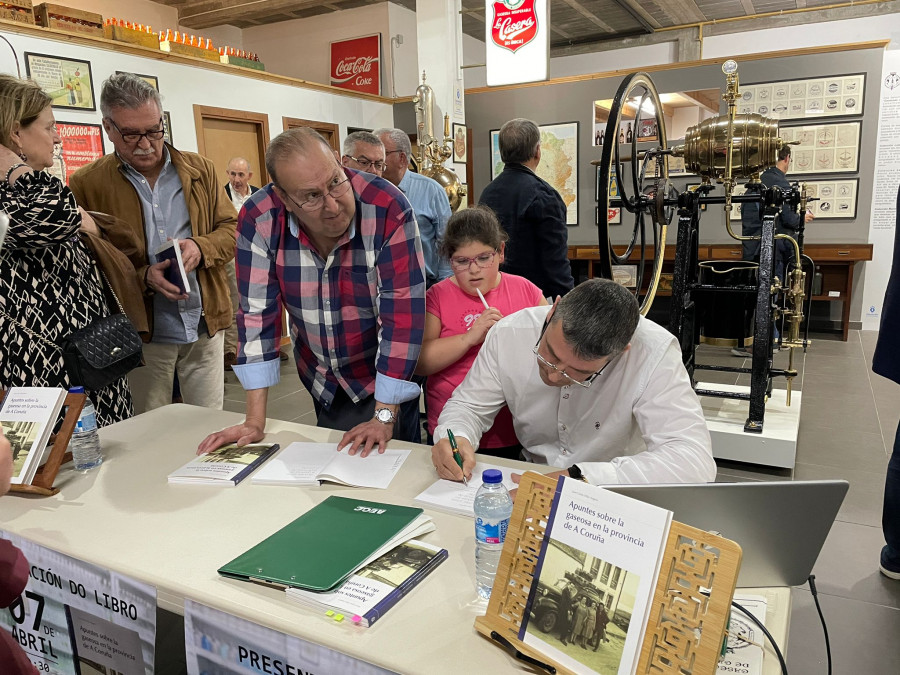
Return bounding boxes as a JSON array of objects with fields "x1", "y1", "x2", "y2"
[
  {"x1": 7, "y1": 390, "x2": 85, "y2": 497},
  {"x1": 474, "y1": 472, "x2": 743, "y2": 675}
]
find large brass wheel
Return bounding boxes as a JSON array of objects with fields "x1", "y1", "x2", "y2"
[{"x1": 596, "y1": 72, "x2": 670, "y2": 314}]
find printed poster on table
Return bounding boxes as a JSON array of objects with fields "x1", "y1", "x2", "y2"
[
  {"x1": 184, "y1": 599, "x2": 393, "y2": 675},
  {"x1": 56, "y1": 122, "x2": 105, "y2": 183},
  {"x1": 0, "y1": 531, "x2": 156, "y2": 675},
  {"x1": 330, "y1": 34, "x2": 381, "y2": 96}
]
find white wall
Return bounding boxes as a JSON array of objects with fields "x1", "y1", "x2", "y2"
[
  {"x1": 0, "y1": 28, "x2": 393, "y2": 159},
  {"x1": 386, "y1": 2, "x2": 420, "y2": 97},
  {"x1": 53, "y1": 0, "x2": 177, "y2": 29}
]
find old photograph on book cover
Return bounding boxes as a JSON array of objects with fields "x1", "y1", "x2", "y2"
[{"x1": 519, "y1": 477, "x2": 672, "y2": 675}]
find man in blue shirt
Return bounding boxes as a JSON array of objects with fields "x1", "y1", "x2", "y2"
[{"x1": 375, "y1": 127, "x2": 452, "y2": 286}]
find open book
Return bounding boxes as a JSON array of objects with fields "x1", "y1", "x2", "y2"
[
  {"x1": 1, "y1": 387, "x2": 67, "y2": 485},
  {"x1": 519, "y1": 477, "x2": 673, "y2": 675},
  {"x1": 250, "y1": 442, "x2": 410, "y2": 489},
  {"x1": 155, "y1": 239, "x2": 190, "y2": 294},
  {"x1": 286, "y1": 539, "x2": 448, "y2": 627},
  {"x1": 414, "y1": 462, "x2": 518, "y2": 516},
  {"x1": 168, "y1": 442, "x2": 280, "y2": 486}
]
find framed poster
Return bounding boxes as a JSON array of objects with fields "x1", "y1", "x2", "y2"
[
  {"x1": 163, "y1": 111, "x2": 173, "y2": 144},
  {"x1": 803, "y1": 178, "x2": 859, "y2": 219},
  {"x1": 117, "y1": 70, "x2": 159, "y2": 90},
  {"x1": 596, "y1": 165, "x2": 621, "y2": 202},
  {"x1": 779, "y1": 121, "x2": 860, "y2": 175},
  {"x1": 452, "y1": 123, "x2": 467, "y2": 164},
  {"x1": 595, "y1": 206, "x2": 621, "y2": 226},
  {"x1": 738, "y1": 73, "x2": 865, "y2": 120},
  {"x1": 56, "y1": 122, "x2": 105, "y2": 182},
  {"x1": 492, "y1": 122, "x2": 579, "y2": 223},
  {"x1": 330, "y1": 34, "x2": 381, "y2": 95},
  {"x1": 25, "y1": 52, "x2": 95, "y2": 111}
]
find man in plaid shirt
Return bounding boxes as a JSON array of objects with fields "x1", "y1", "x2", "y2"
[{"x1": 199, "y1": 128, "x2": 426, "y2": 456}]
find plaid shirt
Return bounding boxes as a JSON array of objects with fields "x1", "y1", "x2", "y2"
[{"x1": 232, "y1": 168, "x2": 426, "y2": 410}]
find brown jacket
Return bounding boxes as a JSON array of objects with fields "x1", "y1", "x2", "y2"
[{"x1": 69, "y1": 145, "x2": 237, "y2": 338}]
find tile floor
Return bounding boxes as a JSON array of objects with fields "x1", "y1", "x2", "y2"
[{"x1": 224, "y1": 329, "x2": 900, "y2": 672}]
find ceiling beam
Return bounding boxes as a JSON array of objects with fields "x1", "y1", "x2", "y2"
[
  {"x1": 740, "y1": 0, "x2": 757, "y2": 13},
  {"x1": 178, "y1": 0, "x2": 330, "y2": 29},
  {"x1": 610, "y1": 0, "x2": 660, "y2": 32},
  {"x1": 558, "y1": 0, "x2": 616, "y2": 33},
  {"x1": 680, "y1": 90, "x2": 720, "y2": 114},
  {"x1": 654, "y1": 0, "x2": 707, "y2": 25}
]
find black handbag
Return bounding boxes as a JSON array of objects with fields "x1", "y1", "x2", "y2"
[{"x1": 60, "y1": 312, "x2": 143, "y2": 391}]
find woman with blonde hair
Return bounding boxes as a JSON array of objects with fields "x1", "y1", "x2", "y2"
[{"x1": 0, "y1": 74, "x2": 134, "y2": 426}]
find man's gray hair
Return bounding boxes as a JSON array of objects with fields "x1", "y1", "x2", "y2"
[
  {"x1": 100, "y1": 72, "x2": 162, "y2": 118},
  {"x1": 373, "y1": 127, "x2": 412, "y2": 157},
  {"x1": 343, "y1": 131, "x2": 384, "y2": 156},
  {"x1": 552, "y1": 279, "x2": 639, "y2": 359},
  {"x1": 265, "y1": 127, "x2": 333, "y2": 185},
  {"x1": 498, "y1": 118, "x2": 540, "y2": 164}
]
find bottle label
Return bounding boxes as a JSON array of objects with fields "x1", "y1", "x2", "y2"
[
  {"x1": 75, "y1": 409, "x2": 97, "y2": 433},
  {"x1": 476, "y1": 517, "x2": 509, "y2": 544}
]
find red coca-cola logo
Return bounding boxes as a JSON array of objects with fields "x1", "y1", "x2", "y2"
[
  {"x1": 491, "y1": 0, "x2": 538, "y2": 53},
  {"x1": 333, "y1": 56, "x2": 377, "y2": 82}
]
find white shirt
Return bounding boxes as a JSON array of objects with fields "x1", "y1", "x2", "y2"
[
  {"x1": 435, "y1": 306, "x2": 716, "y2": 485},
  {"x1": 229, "y1": 186, "x2": 251, "y2": 212}
]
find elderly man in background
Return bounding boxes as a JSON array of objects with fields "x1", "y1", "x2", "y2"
[
  {"x1": 223, "y1": 156, "x2": 261, "y2": 370},
  {"x1": 70, "y1": 72, "x2": 236, "y2": 414},
  {"x1": 341, "y1": 131, "x2": 386, "y2": 177},
  {"x1": 375, "y1": 127, "x2": 452, "y2": 286},
  {"x1": 198, "y1": 127, "x2": 426, "y2": 457}
]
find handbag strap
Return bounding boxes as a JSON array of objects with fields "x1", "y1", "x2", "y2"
[{"x1": 0, "y1": 305, "x2": 62, "y2": 354}]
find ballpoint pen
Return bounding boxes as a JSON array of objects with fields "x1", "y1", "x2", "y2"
[{"x1": 446, "y1": 429, "x2": 468, "y2": 487}]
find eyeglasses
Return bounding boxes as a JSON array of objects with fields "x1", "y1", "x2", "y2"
[
  {"x1": 344, "y1": 155, "x2": 386, "y2": 171},
  {"x1": 280, "y1": 175, "x2": 353, "y2": 211},
  {"x1": 385, "y1": 149, "x2": 404, "y2": 156},
  {"x1": 450, "y1": 251, "x2": 497, "y2": 271},
  {"x1": 532, "y1": 321, "x2": 608, "y2": 388},
  {"x1": 106, "y1": 117, "x2": 166, "y2": 144}
]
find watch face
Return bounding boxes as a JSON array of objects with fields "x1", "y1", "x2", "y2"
[{"x1": 375, "y1": 408, "x2": 394, "y2": 423}]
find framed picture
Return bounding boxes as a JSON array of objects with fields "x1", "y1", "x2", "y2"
[
  {"x1": 25, "y1": 53, "x2": 95, "y2": 111},
  {"x1": 738, "y1": 73, "x2": 865, "y2": 121},
  {"x1": 452, "y1": 123, "x2": 467, "y2": 164},
  {"x1": 117, "y1": 71, "x2": 159, "y2": 91},
  {"x1": 163, "y1": 111, "x2": 173, "y2": 145},
  {"x1": 778, "y1": 121, "x2": 860, "y2": 175},
  {"x1": 55, "y1": 122, "x2": 105, "y2": 183},
  {"x1": 595, "y1": 165, "x2": 620, "y2": 202},
  {"x1": 595, "y1": 206, "x2": 621, "y2": 226},
  {"x1": 803, "y1": 178, "x2": 859, "y2": 219}
]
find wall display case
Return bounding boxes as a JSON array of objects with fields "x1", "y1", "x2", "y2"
[
  {"x1": 803, "y1": 178, "x2": 859, "y2": 219},
  {"x1": 738, "y1": 73, "x2": 865, "y2": 120}
]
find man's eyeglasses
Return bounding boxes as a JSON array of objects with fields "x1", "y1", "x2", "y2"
[
  {"x1": 344, "y1": 155, "x2": 386, "y2": 171},
  {"x1": 450, "y1": 251, "x2": 497, "y2": 271},
  {"x1": 106, "y1": 117, "x2": 166, "y2": 144},
  {"x1": 280, "y1": 175, "x2": 352, "y2": 211},
  {"x1": 385, "y1": 149, "x2": 404, "y2": 156},
  {"x1": 532, "y1": 320, "x2": 608, "y2": 388}
]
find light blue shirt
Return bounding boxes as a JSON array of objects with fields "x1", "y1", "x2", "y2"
[
  {"x1": 121, "y1": 149, "x2": 202, "y2": 343},
  {"x1": 398, "y1": 169, "x2": 452, "y2": 284}
]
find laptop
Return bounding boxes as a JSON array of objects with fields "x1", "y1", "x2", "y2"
[{"x1": 607, "y1": 480, "x2": 849, "y2": 587}]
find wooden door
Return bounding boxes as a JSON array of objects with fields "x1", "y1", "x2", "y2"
[
  {"x1": 282, "y1": 117, "x2": 339, "y2": 152},
  {"x1": 194, "y1": 105, "x2": 271, "y2": 186}
]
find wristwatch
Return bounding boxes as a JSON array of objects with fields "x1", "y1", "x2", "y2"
[
  {"x1": 373, "y1": 407, "x2": 396, "y2": 425},
  {"x1": 567, "y1": 464, "x2": 589, "y2": 483}
]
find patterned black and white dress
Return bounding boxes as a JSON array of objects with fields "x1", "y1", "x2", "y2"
[{"x1": 0, "y1": 172, "x2": 133, "y2": 427}]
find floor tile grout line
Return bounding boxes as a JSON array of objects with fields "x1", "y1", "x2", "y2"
[{"x1": 860, "y1": 329, "x2": 892, "y2": 457}]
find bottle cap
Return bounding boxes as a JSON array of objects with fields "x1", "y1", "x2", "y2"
[
  {"x1": 482, "y1": 469, "x2": 502, "y2": 484},
  {"x1": 68, "y1": 386, "x2": 85, "y2": 394}
]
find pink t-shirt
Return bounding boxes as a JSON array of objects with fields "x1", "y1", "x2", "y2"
[{"x1": 425, "y1": 273, "x2": 544, "y2": 448}]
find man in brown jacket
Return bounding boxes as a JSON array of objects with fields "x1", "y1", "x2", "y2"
[{"x1": 70, "y1": 73, "x2": 237, "y2": 414}]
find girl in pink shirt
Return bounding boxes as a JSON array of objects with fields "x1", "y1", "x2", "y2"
[{"x1": 416, "y1": 207, "x2": 546, "y2": 459}]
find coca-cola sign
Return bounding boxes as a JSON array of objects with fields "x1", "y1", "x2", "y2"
[
  {"x1": 491, "y1": 0, "x2": 538, "y2": 53},
  {"x1": 330, "y1": 34, "x2": 381, "y2": 95}
]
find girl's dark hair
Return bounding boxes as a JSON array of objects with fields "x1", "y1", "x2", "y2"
[{"x1": 440, "y1": 205, "x2": 509, "y2": 259}]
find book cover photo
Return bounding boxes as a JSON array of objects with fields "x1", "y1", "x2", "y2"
[
  {"x1": 0, "y1": 387, "x2": 68, "y2": 485},
  {"x1": 155, "y1": 238, "x2": 190, "y2": 294},
  {"x1": 519, "y1": 477, "x2": 672, "y2": 675},
  {"x1": 168, "y1": 442, "x2": 280, "y2": 486}
]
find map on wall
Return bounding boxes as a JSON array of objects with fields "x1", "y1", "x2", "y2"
[{"x1": 490, "y1": 121, "x2": 579, "y2": 225}]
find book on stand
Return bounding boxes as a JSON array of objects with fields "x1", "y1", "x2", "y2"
[
  {"x1": 0, "y1": 387, "x2": 68, "y2": 485},
  {"x1": 168, "y1": 442, "x2": 280, "y2": 486},
  {"x1": 518, "y1": 477, "x2": 673, "y2": 675},
  {"x1": 286, "y1": 539, "x2": 448, "y2": 627},
  {"x1": 155, "y1": 239, "x2": 190, "y2": 294},
  {"x1": 413, "y1": 461, "x2": 517, "y2": 516},
  {"x1": 250, "y1": 442, "x2": 410, "y2": 489}
]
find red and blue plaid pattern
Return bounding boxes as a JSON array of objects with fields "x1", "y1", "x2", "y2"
[{"x1": 235, "y1": 168, "x2": 426, "y2": 408}]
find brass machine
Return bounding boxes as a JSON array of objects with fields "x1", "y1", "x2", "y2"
[
  {"x1": 595, "y1": 60, "x2": 813, "y2": 432},
  {"x1": 413, "y1": 71, "x2": 467, "y2": 211}
]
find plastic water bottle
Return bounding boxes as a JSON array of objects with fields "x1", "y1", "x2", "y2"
[
  {"x1": 474, "y1": 469, "x2": 513, "y2": 600},
  {"x1": 67, "y1": 387, "x2": 103, "y2": 471}
]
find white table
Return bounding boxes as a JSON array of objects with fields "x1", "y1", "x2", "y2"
[{"x1": 0, "y1": 404, "x2": 790, "y2": 674}]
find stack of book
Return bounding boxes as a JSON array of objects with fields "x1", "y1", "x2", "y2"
[{"x1": 1, "y1": 387, "x2": 68, "y2": 486}]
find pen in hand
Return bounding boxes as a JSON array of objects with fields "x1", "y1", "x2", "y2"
[
  {"x1": 447, "y1": 429, "x2": 468, "y2": 487},
  {"x1": 476, "y1": 288, "x2": 490, "y2": 311}
]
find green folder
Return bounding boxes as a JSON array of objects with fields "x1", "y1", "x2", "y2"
[{"x1": 218, "y1": 496, "x2": 425, "y2": 592}]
